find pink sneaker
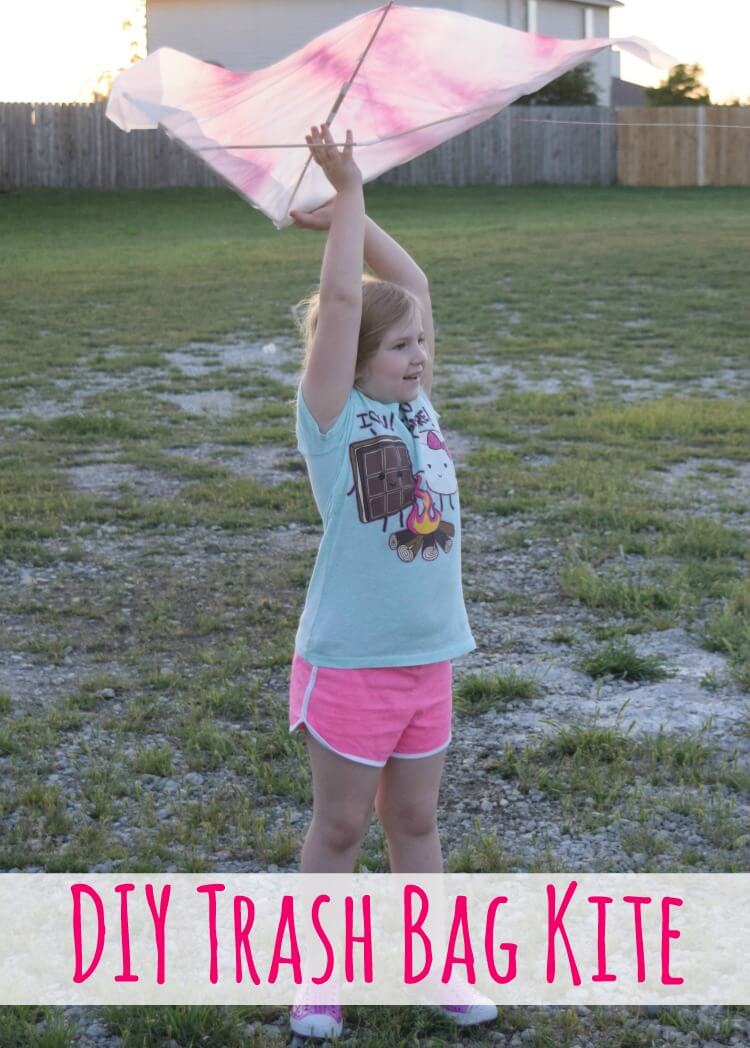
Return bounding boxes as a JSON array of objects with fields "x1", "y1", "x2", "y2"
[
  {"x1": 439, "y1": 1000, "x2": 498, "y2": 1026},
  {"x1": 427, "y1": 974, "x2": 498, "y2": 1027},
  {"x1": 289, "y1": 1001, "x2": 343, "y2": 1039}
]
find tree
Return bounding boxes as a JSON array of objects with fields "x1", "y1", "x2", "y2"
[
  {"x1": 515, "y1": 61, "x2": 599, "y2": 105},
  {"x1": 644, "y1": 63, "x2": 711, "y2": 106},
  {"x1": 91, "y1": 2, "x2": 147, "y2": 102}
]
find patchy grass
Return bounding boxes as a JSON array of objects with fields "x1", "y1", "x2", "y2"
[
  {"x1": 445, "y1": 818, "x2": 516, "y2": 873},
  {"x1": 577, "y1": 638, "x2": 676, "y2": 682},
  {"x1": 557, "y1": 555, "x2": 682, "y2": 618},
  {"x1": 0, "y1": 1006, "x2": 75, "y2": 1047},
  {"x1": 99, "y1": 1004, "x2": 284, "y2": 1047},
  {"x1": 702, "y1": 577, "x2": 750, "y2": 691},
  {"x1": 551, "y1": 395, "x2": 750, "y2": 445},
  {"x1": 489, "y1": 709, "x2": 748, "y2": 859},
  {"x1": 546, "y1": 627, "x2": 576, "y2": 645},
  {"x1": 454, "y1": 669, "x2": 542, "y2": 713},
  {"x1": 658, "y1": 515, "x2": 748, "y2": 560},
  {"x1": 131, "y1": 746, "x2": 174, "y2": 777}
]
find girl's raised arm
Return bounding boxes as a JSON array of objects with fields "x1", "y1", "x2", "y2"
[
  {"x1": 300, "y1": 125, "x2": 365, "y2": 433},
  {"x1": 292, "y1": 200, "x2": 436, "y2": 399},
  {"x1": 362, "y1": 218, "x2": 435, "y2": 398}
]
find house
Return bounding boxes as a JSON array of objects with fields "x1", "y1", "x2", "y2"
[
  {"x1": 146, "y1": 0, "x2": 624, "y2": 105},
  {"x1": 611, "y1": 76, "x2": 647, "y2": 105}
]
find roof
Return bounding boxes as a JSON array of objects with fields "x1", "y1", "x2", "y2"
[
  {"x1": 611, "y1": 76, "x2": 648, "y2": 105},
  {"x1": 146, "y1": 0, "x2": 626, "y2": 5}
]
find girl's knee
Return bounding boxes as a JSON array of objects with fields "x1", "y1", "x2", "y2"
[
  {"x1": 378, "y1": 802, "x2": 438, "y2": 840},
  {"x1": 312, "y1": 808, "x2": 371, "y2": 853}
]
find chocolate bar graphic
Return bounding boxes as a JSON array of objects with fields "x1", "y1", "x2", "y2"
[{"x1": 349, "y1": 435, "x2": 415, "y2": 523}]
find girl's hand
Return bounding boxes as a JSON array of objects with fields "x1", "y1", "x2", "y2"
[
  {"x1": 303, "y1": 124, "x2": 361, "y2": 193},
  {"x1": 289, "y1": 197, "x2": 336, "y2": 230}
]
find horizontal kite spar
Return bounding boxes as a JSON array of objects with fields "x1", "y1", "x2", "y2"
[
  {"x1": 106, "y1": 2, "x2": 676, "y2": 228},
  {"x1": 181, "y1": 110, "x2": 750, "y2": 153},
  {"x1": 177, "y1": 115, "x2": 750, "y2": 154}
]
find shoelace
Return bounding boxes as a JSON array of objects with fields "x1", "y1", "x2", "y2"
[{"x1": 291, "y1": 1003, "x2": 342, "y2": 1018}]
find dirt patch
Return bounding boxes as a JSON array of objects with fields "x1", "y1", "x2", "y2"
[
  {"x1": 165, "y1": 442, "x2": 302, "y2": 486},
  {"x1": 163, "y1": 337, "x2": 301, "y2": 387},
  {"x1": 640, "y1": 456, "x2": 750, "y2": 529},
  {"x1": 67, "y1": 462, "x2": 187, "y2": 500}
]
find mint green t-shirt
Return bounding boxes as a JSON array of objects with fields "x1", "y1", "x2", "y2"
[{"x1": 293, "y1": 382, "x2": 476, "y2": 668}]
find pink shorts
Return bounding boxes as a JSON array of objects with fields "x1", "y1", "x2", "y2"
[{"x1": 288, "y1": 650, "x2": 452, "y2": 767}]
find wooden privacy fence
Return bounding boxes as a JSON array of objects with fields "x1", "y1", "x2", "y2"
[
  {"x1": 617, "y1": 107, "x2": 750, "y2": 187},
  {"x1": 0, "y1": 102, "x2": 748, "y2": 192}
]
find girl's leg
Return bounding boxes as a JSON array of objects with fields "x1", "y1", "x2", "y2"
[
  {"x1": 374, "y1": 749, "x2": 447, "y2": 873},
  {"x1": 301, "y1": 733, "x2": 383, "y2": 873}
]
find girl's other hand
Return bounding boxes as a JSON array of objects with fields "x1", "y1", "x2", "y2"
[
  {"x1": 289, "y1": 197, "x2": 335, "y2": 230},
  {"x1": 304, "y1": 124, "x2": 361, "y2": 193}
]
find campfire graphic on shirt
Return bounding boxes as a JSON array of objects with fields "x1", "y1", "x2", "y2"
[{"x1": 347, "y1": 428, "x2": 457, "y2": 562}]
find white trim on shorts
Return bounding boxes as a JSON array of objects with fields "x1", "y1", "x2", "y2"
[{"x1": 390, "y1": 735, "x2": 452, "y2": 759}]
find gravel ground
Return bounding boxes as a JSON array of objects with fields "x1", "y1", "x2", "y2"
[{"x1": 2, "y1": 338, "x2": 748, "y2": 1046}]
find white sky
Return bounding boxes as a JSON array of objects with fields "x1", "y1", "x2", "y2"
[
  {"x1": 610, "y1": 0, "x2": 750, "y2": 103},
  {"x1": 0, "y1": 1, "x2": 144, "y2": 103},
  {"x1": 0, "y1": 0, "x2": 747, "y2": 105}
]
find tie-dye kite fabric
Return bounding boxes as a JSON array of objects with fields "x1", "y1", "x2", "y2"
[{"x1": 106, "y1": 2, "x2": 673, "y2": 228}]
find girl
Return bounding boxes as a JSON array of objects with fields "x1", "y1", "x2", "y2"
[{"x1": 286, "y1": 124, "x2": 497, "y2": 1040}]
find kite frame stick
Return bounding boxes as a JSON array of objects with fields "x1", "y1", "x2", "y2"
[
  {"x1": 284, "y1": 0, "x2": 394, "y2": 214},
  {"x1": 192, "y1": 109, "x2": 750, "y2": 151}
]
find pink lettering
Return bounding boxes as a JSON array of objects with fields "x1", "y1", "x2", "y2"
[
  {"x1": 587, "y1": 896, "x2": 616, "y2": 983},
  {"x1": 345, "y1": 894, "x2": 373, "y2": 983},
  {"x1": 623, "y1": 895, "x2": 652, "y2": 982},
  {"x1": 114, "y1": 883, "x2": 138, "y2": 983},
  {"x1": 485, "y1": 896, "x2": 517, "y2": 984},
  {"x1": 196, "y1": 883, "x2": 225, "y2": 984},
  {"x1": 267, "y1": 895, "x2": 302, "y2": 984},
  {"x1": 441, "y1": 895, "x2": 476, "y2": 984},
  {"x1": 233, "y1": 895, "x2": 261, "y2": 985},
  {"x1": 71, "y1": 883, "x2": 106, "y2": 983},
  {"x1": 546, "y1": 880, "x2": 581, "y2": 985},
  {"x1": 403, "y1": 884, "x2": 432, "y2": 983},
  {"x1": 144, "y1": 883, "x2": 170, "y2": 985},
  {"x1": 311, "y1": 894, "x2": 335, "y2": 984},
  {"x1": 661, "y1": 897, "x2": 684, "y2": 985}
]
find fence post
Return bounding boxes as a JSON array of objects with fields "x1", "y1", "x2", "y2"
[{"x1": 696, "y1": 106, "x2": 706, "y2": 187}]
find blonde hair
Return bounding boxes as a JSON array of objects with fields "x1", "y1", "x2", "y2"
[{"x1": 292, "y1": 275, "x2": 421, "y2": 384}]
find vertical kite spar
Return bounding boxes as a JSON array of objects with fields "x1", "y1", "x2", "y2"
[{"x1": 286, "y1": 1, "x2": 394, "y2": 215}]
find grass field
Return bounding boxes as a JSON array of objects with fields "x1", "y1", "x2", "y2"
[{"x1": 0, "y1": 184, "x2": 749, "y2": 1046}]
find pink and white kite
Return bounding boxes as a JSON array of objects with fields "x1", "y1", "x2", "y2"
[{"x1": 106, "y1": 2, "x2": 674, "y2": 228}]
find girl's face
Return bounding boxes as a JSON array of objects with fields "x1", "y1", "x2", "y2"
[{"x1": 355, "y1": 308, "x2": 429, "y2": 404}]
